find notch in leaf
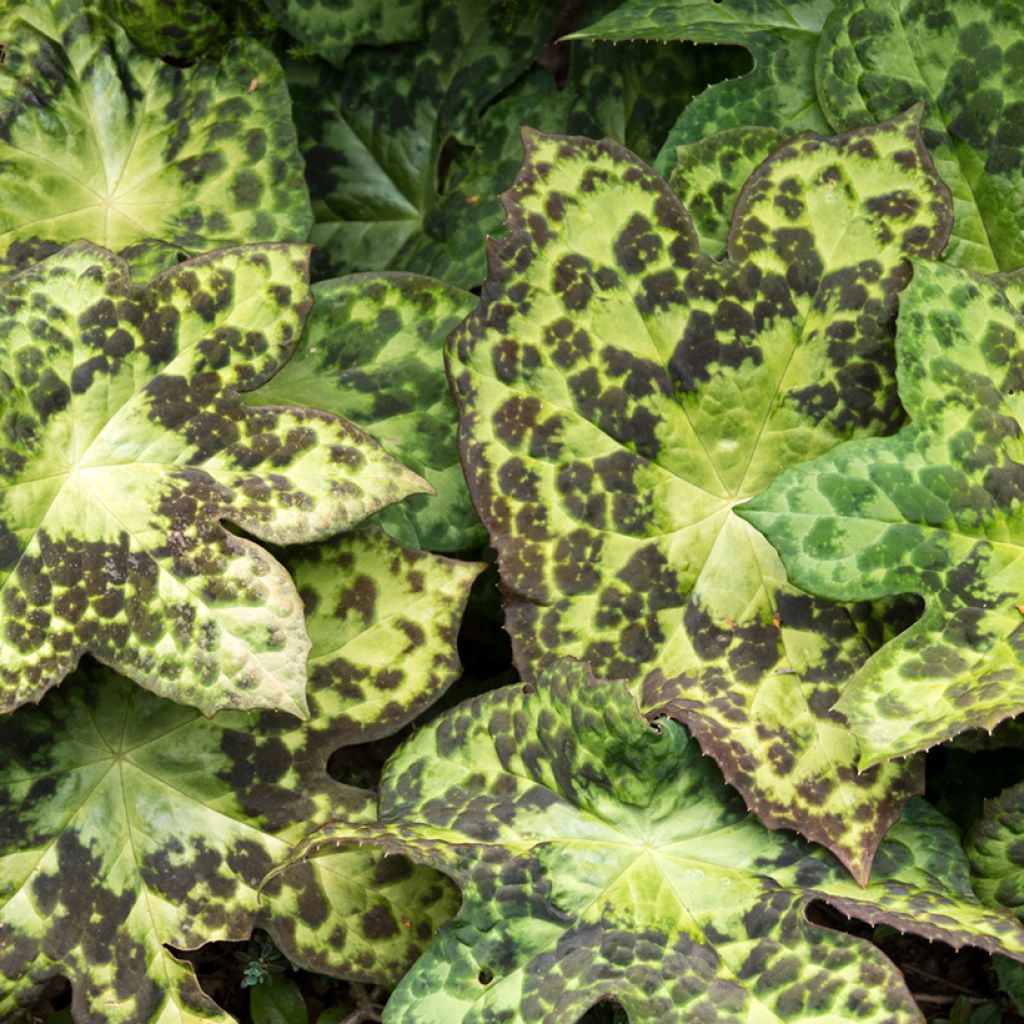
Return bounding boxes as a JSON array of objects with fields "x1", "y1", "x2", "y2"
[{"x1": 0, "y1": 242, "x2": 428, "y2": 718}]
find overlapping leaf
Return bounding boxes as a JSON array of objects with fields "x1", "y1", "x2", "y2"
[
  {"x1": 293, "y1": 659, "x2": 1024, "y2": 1024},
  {"x1": 0, "y1": 0, "x2": 312, "y2": 276},
  {"x1": 0, "y1": 529, "x2": 478, "y2": 1022},
  {"x1": 817, "y1": 0, "x2": 1024, "y2": 273},
  {"x1": 99, "y1": 0, "x2": 232, "y2": 60},
  {"x1": 967, "y1": 780, "x2": 1024, "y2": 923},
  {"x1": 741, "y1": 262, "x2": 1024, "y2": 765},
  {"x1": 0, "y1": 242, "x2": 428, "y2": 717},
  {"x1": 286, "y1": 0, "x2": 560, "y2": 285},
  {"x1": 247, "y1": 274, "x2": 482, "y2": 553},
  {"x1": 567, "y1": 0, "x2": 834, "y2": 170},
  {"x1": 264, "y1": 0, "x2": 424, "y2": 69},
  {"x1": 449, "y1": 113, "x2": 951, "y2": 878}
]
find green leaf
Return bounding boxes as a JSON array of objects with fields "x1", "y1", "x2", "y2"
[
  {"x1": 667, "y1": 125, "x2": 787, "y2": 257},
  {"x1": 567, "y1": 0, "x2": 834, "y2": 169},
  {"x1": 449, "y1": 113, "x2": 950, "y2": 878},
  {"x1": 248, "y1": 273, "x2": 483, "y2": 552},
  {"x1": 816, "y1": 0, "x2": 1024, "y2": 273},
  {"x1": 251, "y1": 976, "x2": 308, "y2": 1024},
  {"x1": 264, "y1": 0, "x2": 425, "y2": 68},
  {"x1": 741, "y1": 261, "x2": 1024, "y2": 764},
  {"x1": 296, "y1": 659, "x2": 1024, "y2": 1024},
  {"x1": 0, "y1": 664, "x2": 457, "y2": 1022},
  {"x1": 283, "y1": 528, "x2": 484, "y2": 749},
  {"x1": 0, "y1": 1, "x2": 312, "y2": 276},
  {"x1": 98, "y1": 0, "x2": 231, "y2": 60},
  {"x1": 0, "y1": 242, "x2": 428, "y2": 717},
  {"x1": 288, "y1": 0, "x2": 560, "y2": 286}
]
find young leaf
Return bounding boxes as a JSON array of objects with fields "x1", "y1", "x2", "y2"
[
  {"x1": 264, "y1": 0, "x2": 425, "y2": 68},
  {"x1": 0, "y1": 1, "x2": 312, "y2": 276},
  {"x1": 295, "y1": 659, "x2": 1024, "y2": 1024},
  {"x1": 287, "y1": 0, "x2": 560, "y2": 285},
  {"x1": 740, "y1": 262, "x2": 1024, "y2": 764},
  {"x1": 817, "y1": 0, "x2": 1024, "y2": 273},
  {"x1": 247, "y1": 274, "x2": 483, "y2": 553},
  {"x1": 449, "y1": 114, "x2": 950, "y2": 878},
  {"x1": 0, "y1": 531, "x2": 477, "y2": 1022},
  {"x1": 251, "y1": 976, "x2": 308, "y2": 1024},
  {"x1": 566, "y1": 0, "x2": 833, "y2": 170},
  {"x1": 0, "y1": 242, "x2": 428, "y2": 717}
]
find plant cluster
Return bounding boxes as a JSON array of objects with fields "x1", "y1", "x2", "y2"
[{"x1": 2, "y1": 0, "x2": 1024, "y2": 1022}]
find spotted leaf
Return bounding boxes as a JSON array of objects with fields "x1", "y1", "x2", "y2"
[
  {"x1": 741, "y1": 261, "x2": 1024, "y2": 765},
  {"x1": 0, "y1": 241, "x2": 428, "y2": 717},
  {"x1": 449, "y1": 113, "x2": 951, "y2": 878},
  {"x1": 668, "y1": 126, "x2": 786, "y2": 257},
  {"x1": 0, "y1": 653, "x2": 461, "y2": 1023},
  {"x1": 566, "y1": 0, "x2": 834, "y2": 171},
  {"x1": 0, "y1": 0, "x2": 312, "y2": 276},
  {"x1": 288, "y1": 0, "x2": 560, "y2": 285},
  {"x1": 967, "y1": 780, "x2": 1024, "y2": 924},
  {"x1": 247, "y1": 274, "x2": 482, "y2": 553},
  {"x1": 817, "y1": 0, "x2": 1024, "y2": 273},
  {"x1": 98, "y1": 0, "x2": 232, "y2": 60},
  {"x1": 293, "y1": 659, "x2": 1024, "y2": 1024},
  {"x1": 264, "y1": 0, "x2": 425, "y2": 69}
]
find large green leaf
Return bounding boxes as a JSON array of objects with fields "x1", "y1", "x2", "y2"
[
  {"x1": 264, "y1": 0, "x2": 425, "y2": 69},
  {"x1": 247, "y1": 274, "x2": 483, "y2": 553},
  {"x1": 0, "y1": 0, "x2": 312, "y2": 276},
  {"x1": 741, "y1": 261, "x2": 1024, "y2": 765},
  {"x1": 816, "y1": 0, "x2": 1024, "y2": 273},
  {"x1": 0, "y1": 242, "x2": 427, "y2": 718},
  {"x1": 287, "y1": 0, "x2": 560, "y2": 285},
  {"x1": 567, "y1": 0, "x2": 834, "y2": 170},
  {"x1": 449, "y1": 114, "x2": 950, "y2": 878},
  {"x1": 0, "y1": 528, "x2": 477, "y2": 1022},
  {"x1": 99, "y1": 0, "x2": 231, "y2": 59},
  {"x1": 293, "y1": 659, "x2": 1024, "y2": 1024}
]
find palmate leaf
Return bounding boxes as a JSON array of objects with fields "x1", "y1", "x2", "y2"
[
  {"x1": 247, "y1": 274, "x2": 483, "y2": 553},
  {"x1": 264, "y1": 0, "x2": 425, "y2": 69},
  {"x1": 567, "y1": 0, "x2": 834, "y2": 170},
  {"x1": 449, "y1": 113, "x2": 950, "y2": 879},
  {"x1": 286, "y1": 0, "x2": 560, "y2": 285},
  {"x1": 741, "y1": 262, "x2": 1024, "y2": 765},
  {"x1": 0, "y1": 0, "x2": 312, "y2": 276},
  {"x1": 293, "y1": 659, "x2": 1024, "y2": 1024},
  {"x1": 817, "y1": 0, "x2": 1024, "y2": 273},
  {"x1": 0, "y1": 242, "x2": 428, "y2": 718},
  {"x1": 0, "y1": 529, "x2": 479, "y2": 1023}
]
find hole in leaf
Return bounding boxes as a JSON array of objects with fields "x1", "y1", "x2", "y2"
[{"x1": 478, "y1": 968, "x2": 494, "y2": 985}]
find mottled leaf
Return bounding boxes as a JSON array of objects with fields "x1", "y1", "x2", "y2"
[
  {"x1": 967, "y1": 781, "x2": 1024, "y2": 924},
  {"x1": 741, "y1": 261, "x2": 1024, "y2": 764},
  {"x1": 0, "y1": 654, "x2": 460, "y2": 1023},
  {"x1": 264, "y1": 0, "x2": 424, "y2": 69},
  {"x1": 0, "y1": 0, "x2": 312, "y2": 275},
  {"x1": 283, "y1": 528, "x2": 484, "y2": 750},
  {"x1": 449, "y1": 114, "x2": 951, "y2": 878},
  {"x1": 816, "y1": 0, "x2": 1024, "y2": 273},
  {"x1": 288, "y1": 0, "x2": 560, "y2": 285},
  {"x1": 99, "y1": 0, "x2": 231, "y2": 60},
  {"x1": 567, "y1": 0, "x2": 833, "y2": 170},
  {"x1": 248, "y1": 274, "x2": 482, "y2": 553},
  {"x1": 295, "y1": 660, "x2": 1024, "y2": 1024},
  {"x1": 668, "y1": 125, "x2": 786, "y2": 257},
  {"x1": 0, "y1": 242, "x2": 428, "y2": 717}
]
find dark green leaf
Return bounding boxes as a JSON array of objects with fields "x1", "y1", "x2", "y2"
[{"x1": 251, "y1": 976, "x2": 308, "y2": 1024}]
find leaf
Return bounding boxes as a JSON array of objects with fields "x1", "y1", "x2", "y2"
[
  {"x1": 0, "y1": 668, "x2": 454, "y2": 1023},
  {"x1": 251, "y1": 977, "x2": 308, "y2": 1024},
  {"x1": 0, "y1": 241, "x2": 428, "y2": 717},
  {"x1": 566, "y1": 0, "x2": 834, "y2": 169},
  {"x1": 0, "y1": 528, "x2": 477, "y2": 1021},
  {"x1": 741, "y1": 262, "x2": 1024, "y2": 764},
  {"x1": 296, "y1": 659, "x2": 1024, "y2": 1024},
  {"x1": 0, "y1": 1, "x2": 312, "y2": 276},
  {"x1": 287, "y1": 0, "x2": 560, "y2": 285},
  {"x1": 968, "y1": 780, "x2": 1024, "y2": 921},
  {"x1": 248, "y1": 274, "x2": 483, "y2": 553},
  {"x1": 99, "y1": 0, "x2": 231, "y2": 60},
  {"x1": 667, "y1": 125, "x2": 786, "y2": 257},
  {"x1": 816, "y1": 0, "x2": 1024, "y2": 273},
  {"x1": 263, "y1": 0, "x2": 425, "y2": 68},
  {"x1": 448, "y1": 114, "x2": 950, "y2": 878}
]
